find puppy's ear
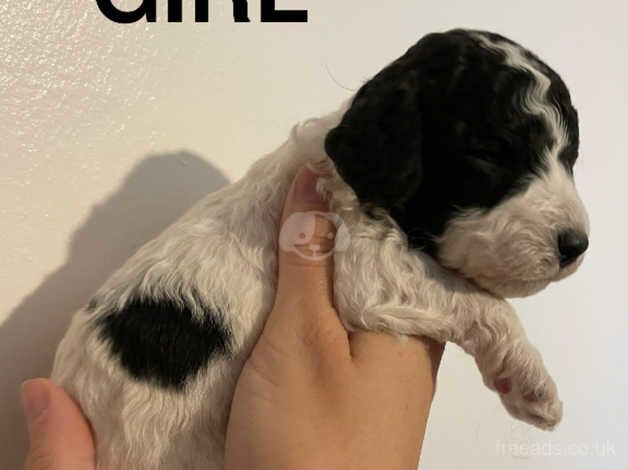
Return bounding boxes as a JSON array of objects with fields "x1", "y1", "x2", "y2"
[{"x1": 325, "y1": 61, "x2": 424, "y2": 210}]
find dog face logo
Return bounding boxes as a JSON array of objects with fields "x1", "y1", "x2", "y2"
[{"x1": 279, "y1": 211, "x2": 350, "y2": 261}]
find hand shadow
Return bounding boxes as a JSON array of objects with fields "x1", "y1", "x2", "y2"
[{"x1": 0, "y1": 151, "x2": 230, "y2": 468}]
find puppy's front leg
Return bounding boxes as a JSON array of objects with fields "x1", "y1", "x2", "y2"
[
  {"x1": 330, "y1": 202, "x2": 562, "y2": 430},
  {"x1": 465, "y1": 301, "x2": 563, "y2": 430},
  {"x1": 353, "y1": 293, "x2": 562, "y2": 430}
]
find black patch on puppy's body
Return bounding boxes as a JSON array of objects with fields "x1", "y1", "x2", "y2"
[
  {"x1": 96, "y1": 297, "x2": 231, "y2": 390},
  {"x1": 325, "y1": 29, "x2": 580, "y2": 254}
]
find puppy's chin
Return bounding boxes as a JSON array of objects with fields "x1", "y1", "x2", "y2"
[
  {"x1": 554, "y1": 255, "x2": 585, "y2": 282},
  {"x1": 473, "y1": 276, "x2": 551, "y2": 299},
  {"x1": 470, "y1": 255, "x2": 585, "y2": 298}
]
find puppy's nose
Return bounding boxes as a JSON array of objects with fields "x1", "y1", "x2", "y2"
[{"x1": 558, "y1": 230, "x2": 589, "y2": 267}]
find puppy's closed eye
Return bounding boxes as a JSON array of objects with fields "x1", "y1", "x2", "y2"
[
  {"x1": 465, "y1": 153, "x2": 501, "y2": 167},
  {"x1": 464, "y1": 153, "x2": 508, "y2": 183}
]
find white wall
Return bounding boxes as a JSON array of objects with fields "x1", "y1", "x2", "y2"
[{"x1": 1, "y1": 1, "x2": 626, "y2": 468}]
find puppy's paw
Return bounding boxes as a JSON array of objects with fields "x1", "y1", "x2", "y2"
[
  {"x1": 497, "y1": 377, "x2": 563, "y2": 430},
  {"x1": 485, "y1": 348, "x2": 563, "y2": 430}
]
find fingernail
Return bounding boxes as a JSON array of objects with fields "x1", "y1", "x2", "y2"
[
  {"x1": 293, "y1": 169, "x2": 323, "y2": 203},
  {"x1": 21, "y1": 379, "x2": 50, "y2": 422}
]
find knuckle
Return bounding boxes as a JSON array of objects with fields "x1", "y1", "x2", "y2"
[{"x1": 300, "y1": 314, "x2": 344, "y2": 349}]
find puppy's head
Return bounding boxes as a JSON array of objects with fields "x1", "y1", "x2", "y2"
[{"x1": 325, "y1": 29, "x2": 589, "y2": 298}]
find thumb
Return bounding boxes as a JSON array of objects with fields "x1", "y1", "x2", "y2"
[
  {"x1": 270, "y1": 168, "x2": 347, "y2": 341},
  {"x1": 22, "y1": 379, "x2": 95, "y2": 470},
  {"x1": 276, "y1": 168, "x2": 339, "y2": 309}
]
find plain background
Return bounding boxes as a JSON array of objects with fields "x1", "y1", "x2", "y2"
[{"x1": 1, "y1": 0, "x2": 626, "y2": 468}]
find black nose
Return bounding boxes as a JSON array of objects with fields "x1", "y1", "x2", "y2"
[{"x1": 558, "y1": 230, "x2": 589, "y2": 267}]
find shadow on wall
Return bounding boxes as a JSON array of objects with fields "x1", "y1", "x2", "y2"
[{"x1": 0, "y1": 152, "x2": 230, "y2": 468}]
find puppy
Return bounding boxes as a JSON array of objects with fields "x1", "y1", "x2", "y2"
[{"x1": 52, "y1": 29, "x2": 589, "y2": 469}]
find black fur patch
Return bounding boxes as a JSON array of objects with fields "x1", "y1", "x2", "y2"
[
  {"x1": 96, "y1": 297, "x2": 231, "y2": 390},
  {"x1": 325, "y1": 29, "x2": 579, "y2": 254}
]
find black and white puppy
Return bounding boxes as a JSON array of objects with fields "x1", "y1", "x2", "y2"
[{"x1": 53, "y1": 29, "x2": 589, "y2": 469}]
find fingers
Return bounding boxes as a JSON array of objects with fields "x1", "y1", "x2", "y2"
[
  {"x1": 350, "y1": 332, "x2": 445, "y2": 394},
  {"x1": 21, "y1": 379, "x2": 95, "y2": 470},
  {"x1": 266, "y1": 168, "x2": 348, "y2": 353}
]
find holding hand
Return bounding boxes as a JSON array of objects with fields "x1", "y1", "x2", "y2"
[{"x1": 224, "y1": 168, "x2": 444, "y2": 470}]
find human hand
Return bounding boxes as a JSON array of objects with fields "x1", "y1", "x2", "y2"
[
  {"x1": 224, "y1": 168, "x2": 444, "y2": 470},
  {"x1": 21, "y1": 379, "x2": 95, "y2": 470}
]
